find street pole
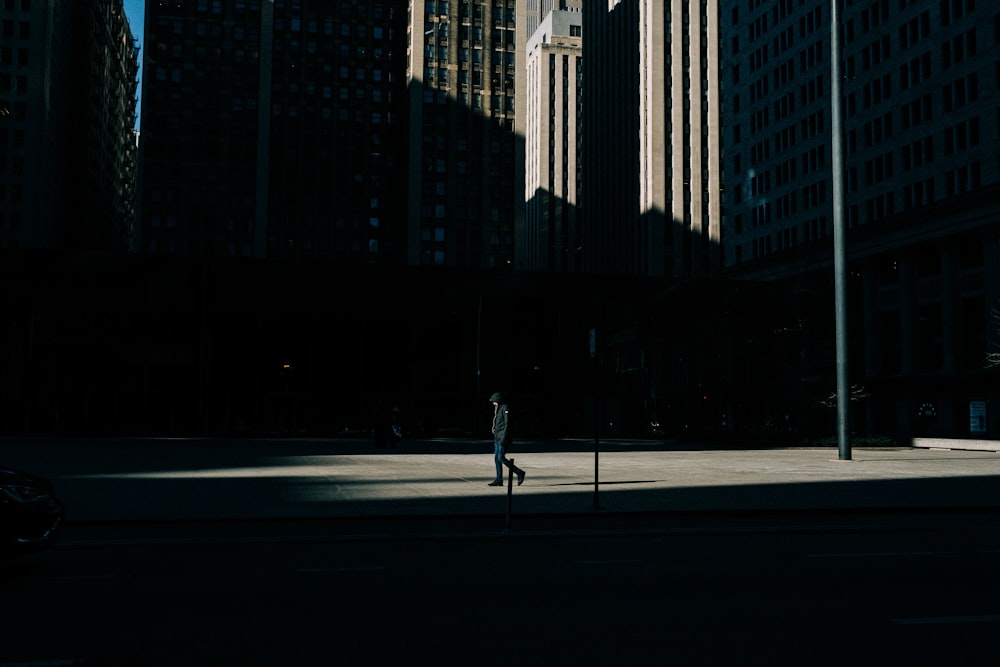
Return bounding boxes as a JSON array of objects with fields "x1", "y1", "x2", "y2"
[
  {"x1": 590, "y1": 328, "x2": 601, "y2": 509},
  {"x1": 831, "y1": 0, "x2": 851, "y2": 460},
  {"x1": 476, "y1": 295, "x2": 482, "y2": 436}
]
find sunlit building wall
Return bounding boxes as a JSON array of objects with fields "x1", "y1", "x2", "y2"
[
  {"x1": 524, "y1": 9, "x2": 582, "y2": 272},
  {"x1": 719, "y1": 0, "x2": 1000, "y2": 437},
  {"x1": 581, "y1": 0, "x2": 722, "y2": 278},
  {"x1": 524, "y1": 1, "x2": 583, "y2": 41},
  {"x1": 0, "y1": 0, "x2": 137, "y2": 252},
  {"x1": 406, "y1": 0, "x2": 525, "y2": 270}
]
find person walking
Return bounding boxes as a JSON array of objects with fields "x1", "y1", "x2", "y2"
[
  {"x1": 488, "y1": 392, "x2": 525, "y2": 487},
  {"x1": 373, "y1": 405, "x2": 402, "y2": 448}
]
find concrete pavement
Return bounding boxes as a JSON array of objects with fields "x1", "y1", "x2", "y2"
[{"x1": 3, "y1": 436, "x2": 1000, "y2": 523}]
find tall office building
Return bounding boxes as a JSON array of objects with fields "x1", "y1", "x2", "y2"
[
  {"x1": 524, "y1": 1, "x2": 582, "y2": 41},
  {"x1": 581, "y1": 0, "x2": 722, "y2": 278},
  {"x1": 719, "y1": 0, "x2": 1000, "y2": 436},
  {"x1": 0, "y1": 0, "x2": 138, "y2": 252},
  {"x1": 139, "y1": 0, "x2": 407, "y2": 262},
  {"x1": 405, "y1": 0, "x2": 525, "y2": 270},
  {"x1": 406, "y1": 0, "x2": 581, "y2": 271},
  {"x1": 524, "y1": 9, "x2": 582, "y2": 272}
]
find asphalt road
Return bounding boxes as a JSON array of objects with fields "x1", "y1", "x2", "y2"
[
  {"x1": 4, "y1": 508, "x2": 1000, "y2": 666},
  {"x1": 4, "y1": 437, "x2": 1000, "y2": 665}
]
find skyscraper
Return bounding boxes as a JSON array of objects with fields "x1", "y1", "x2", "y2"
[
  {"x1": 719, "y1": 0, "x2": 1000, "y2": 437},
  {"x1": 582, "y1": 0, "x2": 722, "y2": 278},
  {"x1": 524, "y1": 8, "x2": 582, "y2": 272},
  {"x1": 138, "y1": 0, "x2": 407, "y2": 262},
  {"x1": 0, "y1": 0, "x2": 138, "y2": 252},
  {"x1": 405, "y1": 0, "x2": 525, "y2": 270},
  {"x1": 722, "y1": 0, "x2": 1000, "y2": 274},
  {"x1": 524, "y1": 0, "x2": 583, "y2": 40}
]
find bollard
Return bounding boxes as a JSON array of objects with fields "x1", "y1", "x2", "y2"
[{"x1": 505, "y1": 458, "x2": 514, "y2": 531}]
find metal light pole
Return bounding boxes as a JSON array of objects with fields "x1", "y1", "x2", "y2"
[
  {"x1": 831, "y1": 0, "x2": 851, "y2": 460},
  {"x1": 590, "y1": 328, "x2": 601, "y2": 510}
]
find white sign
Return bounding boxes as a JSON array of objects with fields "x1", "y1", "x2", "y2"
[{"x1": 970, "y1": 400, "x2": 987, "y2": 435}]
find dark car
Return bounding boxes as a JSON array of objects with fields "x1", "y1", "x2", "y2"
[{"x1": 0, "y1": 467, "x2": 64, "y2": 557}]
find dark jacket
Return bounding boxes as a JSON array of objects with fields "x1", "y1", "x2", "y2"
[{"x1": 490, "y1": 392, "x2": 512, "y2": 446}]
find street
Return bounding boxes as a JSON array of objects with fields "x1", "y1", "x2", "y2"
[{"x1": 4, "y1": 509, "x2": 1000, "y2": 666}]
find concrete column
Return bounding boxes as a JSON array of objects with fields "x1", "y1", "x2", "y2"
[
  {"x1": 940, "y1": 238, "x2": 959, "y2": 378},
  {"x1": 984, "y1": 227, "x2": 1000, "y2": 437},
  {"x1": 862, "y1": 257, "x2": 879, "y2": 378},
  {"x1": 254, "y1": 0, "x2": 274, "y2": 258},
  {"x1": 898, "y1": 249, "x2": 916, "y2": 376}
]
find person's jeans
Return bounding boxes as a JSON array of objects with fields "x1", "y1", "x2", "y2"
[{"x1": 494, "y1": 441, "x2": 505, "y2": 480}]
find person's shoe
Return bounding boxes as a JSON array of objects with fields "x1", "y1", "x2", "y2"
[
  {"x1": 517, "y1": 470, "x2": 526, "y2": 486},
  {"x1": 488, "y1": 479, "x2": 503, "y2": 487}
]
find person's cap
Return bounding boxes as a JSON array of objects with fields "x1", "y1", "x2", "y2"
[{"x1": 489, "y1": 392, "x2": 504, "y2": 403}]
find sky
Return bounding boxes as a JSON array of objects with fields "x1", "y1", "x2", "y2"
[{"x1": 124, "y1": 0, "x2": 144, "y2": 129}]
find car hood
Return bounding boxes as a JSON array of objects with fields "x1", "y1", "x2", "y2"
[
  {"x1": 0, "y1": 467, "x2": 50, "y2": 487},
  {"x1": 0, "y1": 467, "x2": 61, "y2": 505}
]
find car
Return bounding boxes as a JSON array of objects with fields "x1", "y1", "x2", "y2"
[{"x1": 0, "y1": 466, "x2": 64, "y2": 557}]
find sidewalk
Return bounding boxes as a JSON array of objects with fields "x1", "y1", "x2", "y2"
[{"x1": 2, "y1": 437, "x2": 1000, "y2": 522}]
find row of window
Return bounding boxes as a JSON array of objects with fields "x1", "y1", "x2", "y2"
[
  {"x1": 740, "y1": 0, "x2": 972, "y2": 45},
  {"x1": 156, "y1": 20, "x2": 386, "y2": 50},
  {"x1": 734, "y1": 156, "x2": 982, "y2": 246},
  {"x1": 166, "y1": 0, "x2": 384, "y2": 18},
  {"x1": 154, "y1": 61, "x2": 389, "y2": 86},
  {"x1": 424, "y1": 45, "x2": 517, "y2": 63},
  {"x1": 425, "y1": 67, "x2": 519, "y2": 96},
  {"x1": 426, "y1": 2, "x2": 516, "y2": 22},
  {"x1": 739, "y1": 221, "x2": 982, "y2": 304},
  {"x1": 0, "y1": 0, "x2": 32, "y2": 11},
  {"x1": 742, "y1": 35, "x2": 977, "y2": 120},
  {"x1": 146, "y1": 229, "x2": 386, "y2": 258},
  {"x1": 0, "y1": 216, "x2": 24, "y2": 248},
  {"x1": 737, "y1": 59, "x2": 985, "y2": 148},
  {"x1": 425, "y1": 23, "x2": 518, "y2": 42},
  {"x1": 0, "y1": 181, "x2": 24, "y2": 202},
  {"x1": 736, "y1": 6, "x2": 992, "y2": 118},
  {"x1": 0, "y1": 19, "x2": 28, "y2": 39},
  {"x1": 738, "y1": 117, "x2": 982, "y2": 201},
  {"x1": 0, "y1": 73, "x2": 27, "y2": 94},
  {"x1": 0, "y1": 47, "x2": 28, "y2": 66}
]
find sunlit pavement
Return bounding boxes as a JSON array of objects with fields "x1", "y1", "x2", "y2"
[{"x1": 2, "y1": 436, "x2": 1000, "y2": 523}]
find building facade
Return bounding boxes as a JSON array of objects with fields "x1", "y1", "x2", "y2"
[
  {"x1": 720, "y1": 0, "x2": 1000, "y2": 438},
  {"x1": 524, "y1": 9, "x2": 582, "y2": 272},
  {"x1": 524, "y1": 0, "x2": 582, "y2": 41},
  {"x1": 582, "y1": 0, "x2": 722, "y2": 278},
  {"x1": 138, "y1": 0, "x2": 408, "y2": 263},
  {"x1": 405, "y1": 0, "x2": 527, "y2": 270},
  {"x1": 0, "y1": 0, "x2": 138, "y2": 252}
]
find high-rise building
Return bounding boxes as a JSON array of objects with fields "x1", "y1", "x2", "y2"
[
  {"x1": 581, "y1": 0, "x2": 722, "y2": 278},
  {"x1": 405, "y1": 0, "x2": 524, "y2": 270},
  {"x1": 138, "y1": 0, "x2": 408, "y2": 262},
  {"x1": 719, "y1": 0, "x2": 1000, "y2": 437},
  {"x1": 524, "y1": 1, "x2": 582, "y2": 42},
  {"x1": 524, "y1": 9, "x2": 582, "y2": 272},
  {"x1": 0, "y1": 0, "x2": 138, "y2": 252}
]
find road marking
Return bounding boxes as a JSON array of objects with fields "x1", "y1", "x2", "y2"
[
  {"x1": 23, "y1": 574, "x2": 118, "y2": 583},
  {"x1": 810, "y1": 550, "x2": 946, "y2": 558},
  {"x1": 893, "y1": 615, "x2": 1000, "y2": 625},
  {"x1": 298, "y1": 566, "x2": 385, "y2": 573},
  {"x1": 809, "y1": 549, "x2": 1000, "y2": 559},
  {"x1": 576, "y1": 559, "x2": 643, "y2": 566}
]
